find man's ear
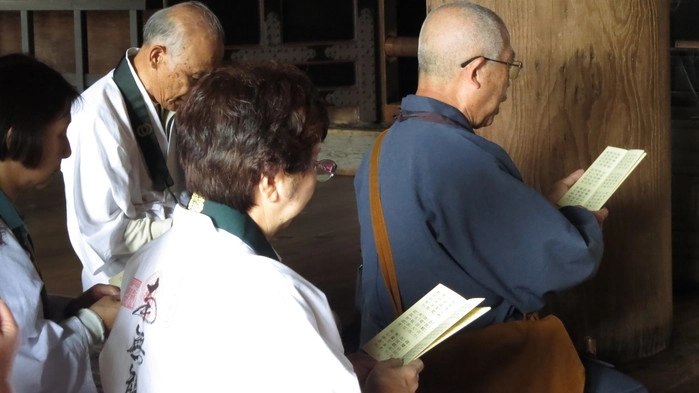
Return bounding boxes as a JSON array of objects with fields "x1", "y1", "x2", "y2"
[
  {"x1": 3, "y1": 127, "x2": 13, "y2": 148},
  {"x1": 148, "y1": 45, "x2": 167, "y2": 69},
  {"x1": 258, "y1": 173, "x2": 281, "y2": 204},
  {"x1": 462, "y1": 57, "x2": 486, "y2": 89}
]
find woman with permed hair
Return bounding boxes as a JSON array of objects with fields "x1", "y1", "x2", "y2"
[{"x1": 100, "y1": 63, "x2": 423, "y2": 393}]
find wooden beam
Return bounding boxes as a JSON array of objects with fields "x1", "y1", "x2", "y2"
[
  {"x1": 19, "y1": 10, "x2": 33, "y2": 54},
  {"x1": 0, "y1": 0, "x2": 153, "y2": 11},
  {"x1": 128, "y1": 9, "x2": 142, "y2": 47},
  {"x1": 676, "y1": 40, "x2": 699, "y2": 49},
  {"x1": 73, "y1": 9, "x2": 87, "y2": 91}
]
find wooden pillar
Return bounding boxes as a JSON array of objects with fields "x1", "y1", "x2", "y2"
[{"x1": 427, "y1": 0, "x2": 672, "y2": 362}]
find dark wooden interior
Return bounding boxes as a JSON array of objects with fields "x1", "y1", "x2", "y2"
[{"x1": 4, "y1": 0, "x2": 699, "y2": 391}]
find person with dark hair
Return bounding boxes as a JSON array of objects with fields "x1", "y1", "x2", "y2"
[
  {"x1": 100, "y1": 63, "x2": 423, "y2": 393},
  {"x1": 61, "y1": 1, "x2": 225, "y2": 289},
  {"x1": 0, "y1": 300, "x2": 18, "y2": 393},
  {"x1": 0, "y1": 53, "x2": 120, "y2": 393}
]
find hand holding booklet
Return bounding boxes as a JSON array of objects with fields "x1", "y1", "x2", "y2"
[
  {"x1": 362, "y1": 283, "x2": 490, "y2": 362},
  {"x1": 558, "y1": 146, "x2": 646, "y2": 211}
]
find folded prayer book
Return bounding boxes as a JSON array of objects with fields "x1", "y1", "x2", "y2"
[
  {"x1": 558, "y1": 146, "x2": 646, "y2": 211},
  {"x1": 362, "y1": 283, "x2": 490, "y2": 362}
]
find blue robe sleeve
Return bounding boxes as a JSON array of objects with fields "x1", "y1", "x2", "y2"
[
  {"x1": 422, "y1": 143, "x2": 603, "y2": 313},
  {"x1": 355, "y1": 118, "x2": 604, "y2": 343}
]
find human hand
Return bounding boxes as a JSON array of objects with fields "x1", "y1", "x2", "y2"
[
  {"x1": 362, "y1": 358, "x2": 423, "y2": 393},
  {"x1": 547, "y1": 169, "x2": 585, "y2": 205},
  {"x1": 347, "y1": 352, "x2": 378, "y2": 387},
  {"x1": 65, "y1": 284, "x2": 120, "y2": 317},
  {"x1": 547, "y1": 169, "x2": 610, "y2": 226},
  {"x1": 591, "y1": 207, "x2": 609, "y2": 226},
  {"x1": 88, "y1": 295, "x2": 121, "y2": 332},
  {"x1": 0, "y1": 299, "x2": 18, "y2": 393}
]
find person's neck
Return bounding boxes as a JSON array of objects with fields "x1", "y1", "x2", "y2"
[
  {"x1": 131, "y1": 49, "x2": 159, "y2": 106},
  {"x1": 415, "y1": 85, "x2": 477, "y2": 127},
  {"x1": 0, "y1": 162, "x2": 21, "y2": 202},
  {"x1": 415, "y1": 85, "x2": 454, "y2": 107},
  {"x1": 246, "y1": 204, "x2": 278, "y2": 240}
]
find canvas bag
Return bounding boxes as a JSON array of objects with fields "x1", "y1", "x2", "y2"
[{"x1": 368, "y1": 130, "x2": 585, "y2": 393}]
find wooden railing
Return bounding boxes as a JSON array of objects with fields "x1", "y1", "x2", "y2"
[{"x1": 0, "y1": 0, "x2": 162, "y2": 90}]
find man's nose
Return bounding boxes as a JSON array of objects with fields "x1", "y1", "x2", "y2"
[{"x1": 62, "y1": 140, "x2": 72, "y2": 159}]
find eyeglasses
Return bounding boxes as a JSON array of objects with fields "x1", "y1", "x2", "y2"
[
  {"x1": 460, "y1": 56, "x2": 523, "y2": 80},
  {"x1": 314, "y1": 159, "x2": 337, "y2": 182}
]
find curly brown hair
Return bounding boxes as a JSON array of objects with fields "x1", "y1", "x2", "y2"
[{"x1": 176, "y1": 62, "x2": 329, "y2": 212}]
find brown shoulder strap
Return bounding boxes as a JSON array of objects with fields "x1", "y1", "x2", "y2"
[{"x1": 369, "y1": 130, "x2": 403, "y2": 317}]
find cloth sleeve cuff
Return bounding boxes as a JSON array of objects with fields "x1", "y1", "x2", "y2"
[
  {"x1": 77, "y1": 308, "x2": 106, "y2": 346},
  {"x1": 150, "y1": 217, "x2": 173, "y2": 239},
  {"x1": 124, "y1": 216, "x2": 154, "y2": 253}
]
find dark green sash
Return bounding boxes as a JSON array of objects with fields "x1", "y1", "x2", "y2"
[
  {"x1": 0, "y1": 190, "x2": 32, "y2": 256},
  {"x1": 196, "y1": 198, "x2": 279, "y2": 261},
  {"x1": 112, "y1": 56, "x2": 173, "y2": 191},
  {"x1": 0, "y1": 190, "x2": 49, "y2": 317}
]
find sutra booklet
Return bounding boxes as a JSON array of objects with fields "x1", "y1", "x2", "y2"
[
  {"x1": 558, "y1": 146, "x2": 646, "y2": 211},
  {"x1": 362, "y1": 283, "x2": 490, "y2": 362}
]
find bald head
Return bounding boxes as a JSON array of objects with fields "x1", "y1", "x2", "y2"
[
  {"x1": 418, "y1": 2, "x2": 507, "y2": 83},
  {"x1": 143, "y1": 1, "x2": 225, "y2": 59},
  {"x1": 133, "y1": 1, "x2": 225, "y2": 111}
]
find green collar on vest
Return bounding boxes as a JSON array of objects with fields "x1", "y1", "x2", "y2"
[
  {"x1": 0, "y1": 189, "x2": 23, "y2": 231},
  {"x1": 189, "y1": 193, "x2": 279, "y2": 261}
]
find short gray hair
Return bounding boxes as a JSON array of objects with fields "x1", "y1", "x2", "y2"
[
  {"x1": 418, "y1": 1, "x2": 506, "y2": 81},
  {"x1": 143, "y1": 1, "x2": 224, "y2": 56}
]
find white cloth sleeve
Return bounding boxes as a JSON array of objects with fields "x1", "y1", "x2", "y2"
[
  {"x1": 61, "y1": 69, "x2": 176, "y2": 288},
  {"x1": 123, "y1": 217, "x2": 173, "y2": 253},
  {"x1": 1, "y1": 228, "x2": 98, "y2": 393},
  {"x1": 76, "y1": 308, "x2": 106, "y2": 347}
]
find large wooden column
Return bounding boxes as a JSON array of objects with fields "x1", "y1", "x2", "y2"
[{"x1": 427, "y1": 0, "x2": 672, "y2": 362}]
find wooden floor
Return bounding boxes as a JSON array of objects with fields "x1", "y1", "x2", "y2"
[{"x1": 17, "y1": 173, "x2": 699, "y2": 393}]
